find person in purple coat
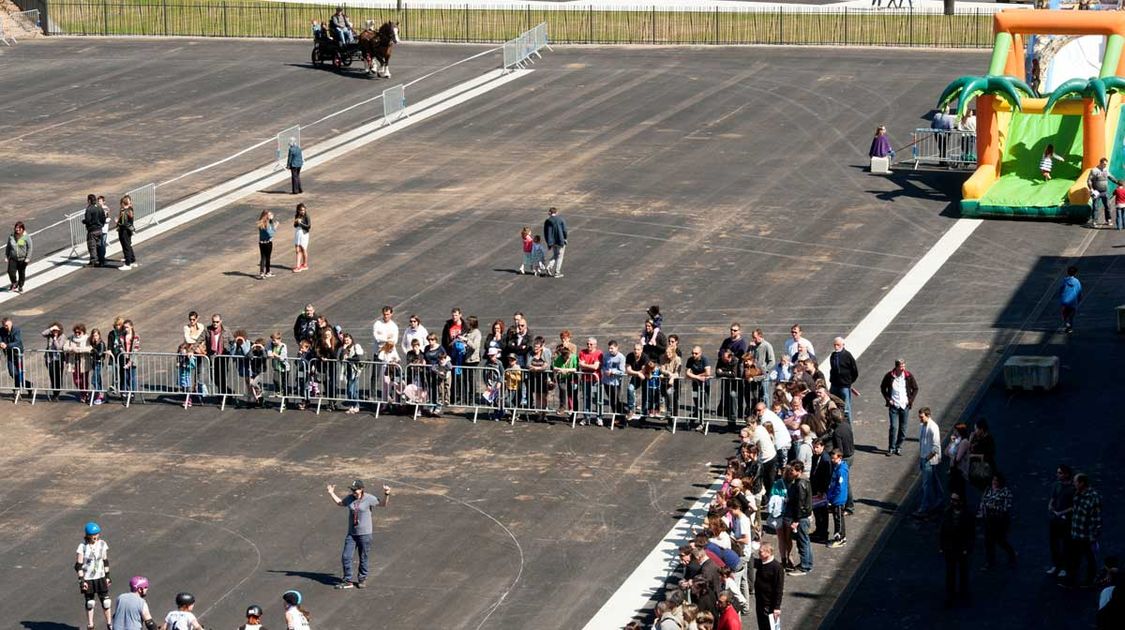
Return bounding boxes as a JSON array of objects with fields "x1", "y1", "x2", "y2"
[{"x1": 869, "y1": 126, "x2": 894, "y2": 159}]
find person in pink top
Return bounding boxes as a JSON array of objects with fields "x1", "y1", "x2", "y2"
[{"x1": 518, "y1": 226, "x2": 533, "y2": 274}]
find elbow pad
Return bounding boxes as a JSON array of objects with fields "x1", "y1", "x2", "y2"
[
  {"x1": 145, "y1": 619, "x2": 157, "y2": 630},
  {"x1": 75, "y1": 562, "x2": 84, "y2": 572}
]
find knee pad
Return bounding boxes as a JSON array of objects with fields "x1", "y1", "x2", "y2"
[
  {"x1": 101, "y1": 597, "x2": 112, "y2": 610},
  {"x1": 86, "y1": 599, "x2": 96, "y2": 611}
]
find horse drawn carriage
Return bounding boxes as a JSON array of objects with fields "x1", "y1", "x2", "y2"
[{"x1": 311, "y1": 19, "x2": 399, "y2": 77}]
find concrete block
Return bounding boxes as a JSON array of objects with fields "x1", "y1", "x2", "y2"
[
  {"x1": 1003, "y1": 355, "x2": 1059, "y2": 391},
  {"x1": 870, "y1": 156, "x2": 891, "y2": 174}
]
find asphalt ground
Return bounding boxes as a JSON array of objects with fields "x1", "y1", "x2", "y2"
[{"x1": 1, "y1": 38, "x2": 1113, "y2": 630}]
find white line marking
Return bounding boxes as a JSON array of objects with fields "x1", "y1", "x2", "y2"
[
  {"x1": 0, "y1": 68, "x2": 532, "y2": 306},
  {"x1": 581, "y1": 217, "x2": 983, "y2": 628}
]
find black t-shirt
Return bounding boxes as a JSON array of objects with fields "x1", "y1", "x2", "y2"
[
  {"x1": 685, "y1": 356, "x2": 710, "y2": 379},
  {"x1": 625, "y1": 351, "x2": 647, "y2": 385}
]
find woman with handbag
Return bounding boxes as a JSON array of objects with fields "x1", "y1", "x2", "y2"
[
  {"x1": 968, "y1": 418, "x2": 997, "y2": 491},
  {"x1": 115, "y1": 195, "x2": 137, "y2": 270}
]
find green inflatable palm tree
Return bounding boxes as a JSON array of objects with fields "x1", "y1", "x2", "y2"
[
  {"x1": 937, "y1": 75, "x2": 1037, "y2": 118},
  {"x1": 1044, "y1": 77, "x2": 1125, "y2": 114}
]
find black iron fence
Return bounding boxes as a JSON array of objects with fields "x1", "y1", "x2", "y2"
[{"x1": 15, "y1": 0, "x2": 994, "y2": 47}]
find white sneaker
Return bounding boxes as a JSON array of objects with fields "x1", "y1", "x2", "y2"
[
  {"x1": 1058, "y1": 570, "x2": 1068, "y2": 578},
  {"x1": 119, "y1": 264, "x2": 132, "y2": 271},
  {"x1": 1046, "y1": 566, "x2": 1058, "y2": 575}
]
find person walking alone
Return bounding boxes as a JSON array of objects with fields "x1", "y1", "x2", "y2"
[
  {"x1": 1059, "y1": 266, "x2": 1082, "y2": 334},
  {"x1": 879, "y1": 358, "x2": 917, "y2": 456},
  {"x1": 327, "y1": 479, "x2": 391, "y2": 590},
  {"x1": 257, "y1": 210, "x2": 278, "y2": 279},
  {"x1": 543, "y1": 206, "x2": 567, "y2": 278},
  {"x1": 115, "y1": 195, "x2": 137, "y2": 270},
  {"x1": 287, "y1": 138, "x2": 304, "y2": 195},
  {"x1": 83, "y1": 194, "x2": 107, "y2": 267},
  {"x1": 293, "y1": 204, "x2": 310, "y2": 272},
  {"x1": 915, "y1": 407, "x2": 943, "y2": 519},
  {"x1": 5, "y1": 221, "x2": 32, "y2": 293}
]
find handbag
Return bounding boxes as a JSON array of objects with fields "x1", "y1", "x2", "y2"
[{"x1": 968, "y1": 454, "x2": 992, "y2": 489}]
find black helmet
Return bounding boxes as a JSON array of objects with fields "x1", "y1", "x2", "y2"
[
  {"x1": 349, "y1": 479, "x2": 365, "y2": 491},
  {"x1": 175, "y1": 592, "x2": 195, "y2": 607},
  {"x1": 246, "y1": 604, "x2": 263, "y2": 617}
]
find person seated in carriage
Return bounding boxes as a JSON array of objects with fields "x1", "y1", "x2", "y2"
[{"x1": 330, "y1": 6, "x2": 355, "y2": 45}]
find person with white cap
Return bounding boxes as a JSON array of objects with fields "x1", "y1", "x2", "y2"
[{"x1": 326, "y1": 479, "x2": 391, "y2": 589}]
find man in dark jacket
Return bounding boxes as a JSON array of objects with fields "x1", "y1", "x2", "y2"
[
  {"x1": 82, "y1": 193, "x2": 107, "y2": 267},
  {"x1": 293, "y1": 304, "x2": 318, "y2": 346},
  {"x1": 0, "y1": 317, "x2": 26, "y2": 391},
  {"x1": 786, "y1": 462, "x2": 814, "y2": 575},
  {"x1": 286, "y1": 138, "x2": 304, "y2": 195},
  {"x1": 542, "y1": 206, "x2": 567, "y2": 278},
  {"x1": 502, "y1": 314, "x2": 532, "y2": 368},
  {"x1": 753, "y1": 543, "x2": 784, "y2": 630},
  {"x1": 825, "y1": 409, "x2": 856, "y2": 512},
  {"x1": 940, "y1": 493, "x2": 975, "y2": 606},
  {"x1": 879, "y1": 358, "x2": 918, "y2": 456},
  {"x1": 809, "y1": 440, "x2": 831, "y2": 543},
  {"x1": 828, "y1": 337, "x2": 859, "y2": 420}
]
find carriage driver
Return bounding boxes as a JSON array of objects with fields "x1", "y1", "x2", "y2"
[{"x1": 331, "y1": 6, "x2": 355, "y2": 44}]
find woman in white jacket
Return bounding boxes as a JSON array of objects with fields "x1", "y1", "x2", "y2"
[{"x1": 64, "y1": 323, "x2": 92, "y2": 402}]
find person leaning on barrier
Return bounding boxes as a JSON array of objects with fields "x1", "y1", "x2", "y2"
[
  {"x1": 6, "y1": 221, "x2": 32, "y2": 293},
  {"x1": 0, "y1": 318, "x2": 26, "y2": 393}
]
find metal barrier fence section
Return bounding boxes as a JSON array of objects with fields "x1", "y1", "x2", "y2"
[
  {"x1": 910, "y1": 128, "x2": 977, "y2": 169},
  {"x1": 382, "y1": 85, "x2": 406, "y2": 123},
  {"x1": 31, "y1": 2, "x2": 995, "y2": 48},
  {"x1": 22, "y1": 348, "x2": 114, "y2": 405},
  {"x1": 8, "y1": 349, "x2": 792, "y2": 437},
  {"x1": 127, "y1": 182, "x2": 158, "y2": 228},
  {"x1": 275, "y1": 125, "x2": 301, "y2": 169},
  {"x1": 1, "y1": 348, "x2": 26, "y2": 402},
  {"x1": 1, "y1": 8, "x2": 40, "y2": 43},
  {"x1": 502, "y1": 22, "x2": 547, "y2": 70}
]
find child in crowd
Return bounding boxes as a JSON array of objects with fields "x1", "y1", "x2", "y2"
[
  {"x1": 297, "y1": 339, "x2": 316, "y2": 410},
  {"x1": 482, "y1": 347, "x2": 503, "y2": 418},
  {"x1": 247, "y1": 338, "x2": 268, "y2": 407},
  {"x1": 177, "y1": 342, "x2": 198, "y2": 408},
  {"x1": 88, "y1": 328, "x2": 106, "y2": 405},
  {"x1": 268, "y1": 331, "x2": 289, "y2": 399},
  {"x1": 772, "y1": 353, "x2": 792, "y2": 384},
  {"x1": 518, "y1": 226, "x2": 533, "y2": 274},
  {"x1": 504, "y1": 353, "x2": 523, "y2": 416}
]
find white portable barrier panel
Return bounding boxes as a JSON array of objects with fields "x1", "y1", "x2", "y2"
[
  {"x1": 1, "y1": 348, "x2": 27, "y2": 403},
  {"x1": 910, "y1": 128, "x2": 977, "y2": 169},
  {"x1": 115, "y1": 351, "x2": 210, "y2": 408},
  {"x1": 276, "y1": 125, "x2": 301, "y2": 169},
  {"x1": 24, "y1": 348, "x2": 111, "y2": 405},
  {"x1": 126, "y1": 183, "x2": 158, "y2": 228},
  {"x1": 382, "y1": 84, "x2": 406, "y2": 123}
]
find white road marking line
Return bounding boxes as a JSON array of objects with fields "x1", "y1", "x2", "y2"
[
  {"x1": 0, "y1": 68, "x2": 532, "y2": 306},
  {"x1": 581, "y1": 217, "x2": 983, "y2": 629}
]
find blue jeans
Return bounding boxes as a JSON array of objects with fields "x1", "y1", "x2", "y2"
[
  {"x1": 346, "y1": 376, "x2": 359, "y2": 405},
  {"x1": 6, "y1": 355, "x2": 24, "y2": 389},
  {"x1": 626, "y1": 381, "x2": 637, "y2": 412},
  {"x1": 887, "y1": 406, "x2": 908, "y2": 452},
  {"x1": 1116, "y1": 204, "x2": 1124, "y2": 230},
  {"x1": 1091, "y1": 194, "x2": 1110, "y2": 223},
  {"x1": 761, "y1": 377, "x2": 773, "y2": 408},
  {"x1": 794, "y1": 517, "x2": 813, "y2": 571},
  {"x1": 341, "y1": 533, "x2": 372, "y2": 582},
  {"x1": 582, "y1": 380, "x2": 600, "y2": 418},
  {"x1": 91, "y1": 365, "x2": 103, "y2": 394},
  {"x1": 831, "y1": 384, "x2": 852, "y2": 420},
  {"x1": 919, "y1": 460, "x2": 943, "y2": 513}
]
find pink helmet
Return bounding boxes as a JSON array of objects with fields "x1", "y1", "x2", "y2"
[{"x1": 129, "y1": 576, "x2": 150, "y2": 592}]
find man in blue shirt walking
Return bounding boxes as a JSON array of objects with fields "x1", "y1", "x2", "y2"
[{"x1": 1059, "y1": 265, "x2": 1082, "y2": 334}]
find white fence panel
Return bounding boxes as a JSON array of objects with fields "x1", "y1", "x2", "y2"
[
  {"x1": 276, "y1": 125, "x2": 301, "y2": 169},
  {"x1": 382, "y1": 84, "x2": 406, "y2": 123}
]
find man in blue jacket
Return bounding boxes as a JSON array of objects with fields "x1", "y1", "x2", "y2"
[
  {"x1": 543, "y1": 206, "x2": 567, "y2": 278},
  {"x1": 827, "y1": 448, "x2": 849, "y2": 548},
  {"x1": 1059, "y1": 265, "x2": 1082, "y2": 334},
  {"x1": 0, "y1": 317, "x2": 25, "y2": 393},
  {"x1": 287, "y1": 138, "x2": 304, "y2": 195}
]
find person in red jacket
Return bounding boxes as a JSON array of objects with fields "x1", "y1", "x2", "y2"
[{"x1": 717, "y1": 590, "x2": 742, "y2": 630}]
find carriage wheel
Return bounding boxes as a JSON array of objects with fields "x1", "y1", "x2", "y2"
[
  {"x1": 312, "y1": 43, "x2": 322, "y2": 67},
  {"x1": 342, "y1": 53, "x2": 354, "y2": 68},
  {"x1": 332, "y1": 51, "x2": 343, "y2": 70}
]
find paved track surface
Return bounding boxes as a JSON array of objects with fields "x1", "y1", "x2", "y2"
[{"x1": 1, "y1": 39, "x2": 1116, "y2": 630}]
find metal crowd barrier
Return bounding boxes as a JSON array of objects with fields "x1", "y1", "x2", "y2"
[
  {"x1": 910, "y1": 128, "x2": 977, "y2": 169},
  {"x1": 127, "y1": 183, "x2": 158, "y2": 228},
  {"x1": 21, "y1": 348, "x2": 116, "y2": 405},
  {"x1": 502, "y1": 22, "x2": 549, "y2": 71},
  {"x1": 275, "y1": 125, "x2": 301, "y2": 170},
  {"x1": 1, "y1": 348, "x2": 26, "y2": 403},
  {"x1": 8, "y1": 348, "x2": 776, "y2": 436},
  {"x1": 382, "y1": 85, "x2": 406, "y2": 124}
]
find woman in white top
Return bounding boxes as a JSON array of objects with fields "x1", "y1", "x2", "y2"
[
  {"x1": 283, "y1": 590, "x2": 311, "y2": 629},
  {"x1": 400, "y1": 314, "x2": 428, "y2": 356},
  {"x1": 182, "y1": 311, "x2": 205, "y2": 352}
]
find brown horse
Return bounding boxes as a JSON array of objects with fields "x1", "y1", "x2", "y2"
[{"x1": 359, "y1": 21, "x2": 399, "y2": 78}]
